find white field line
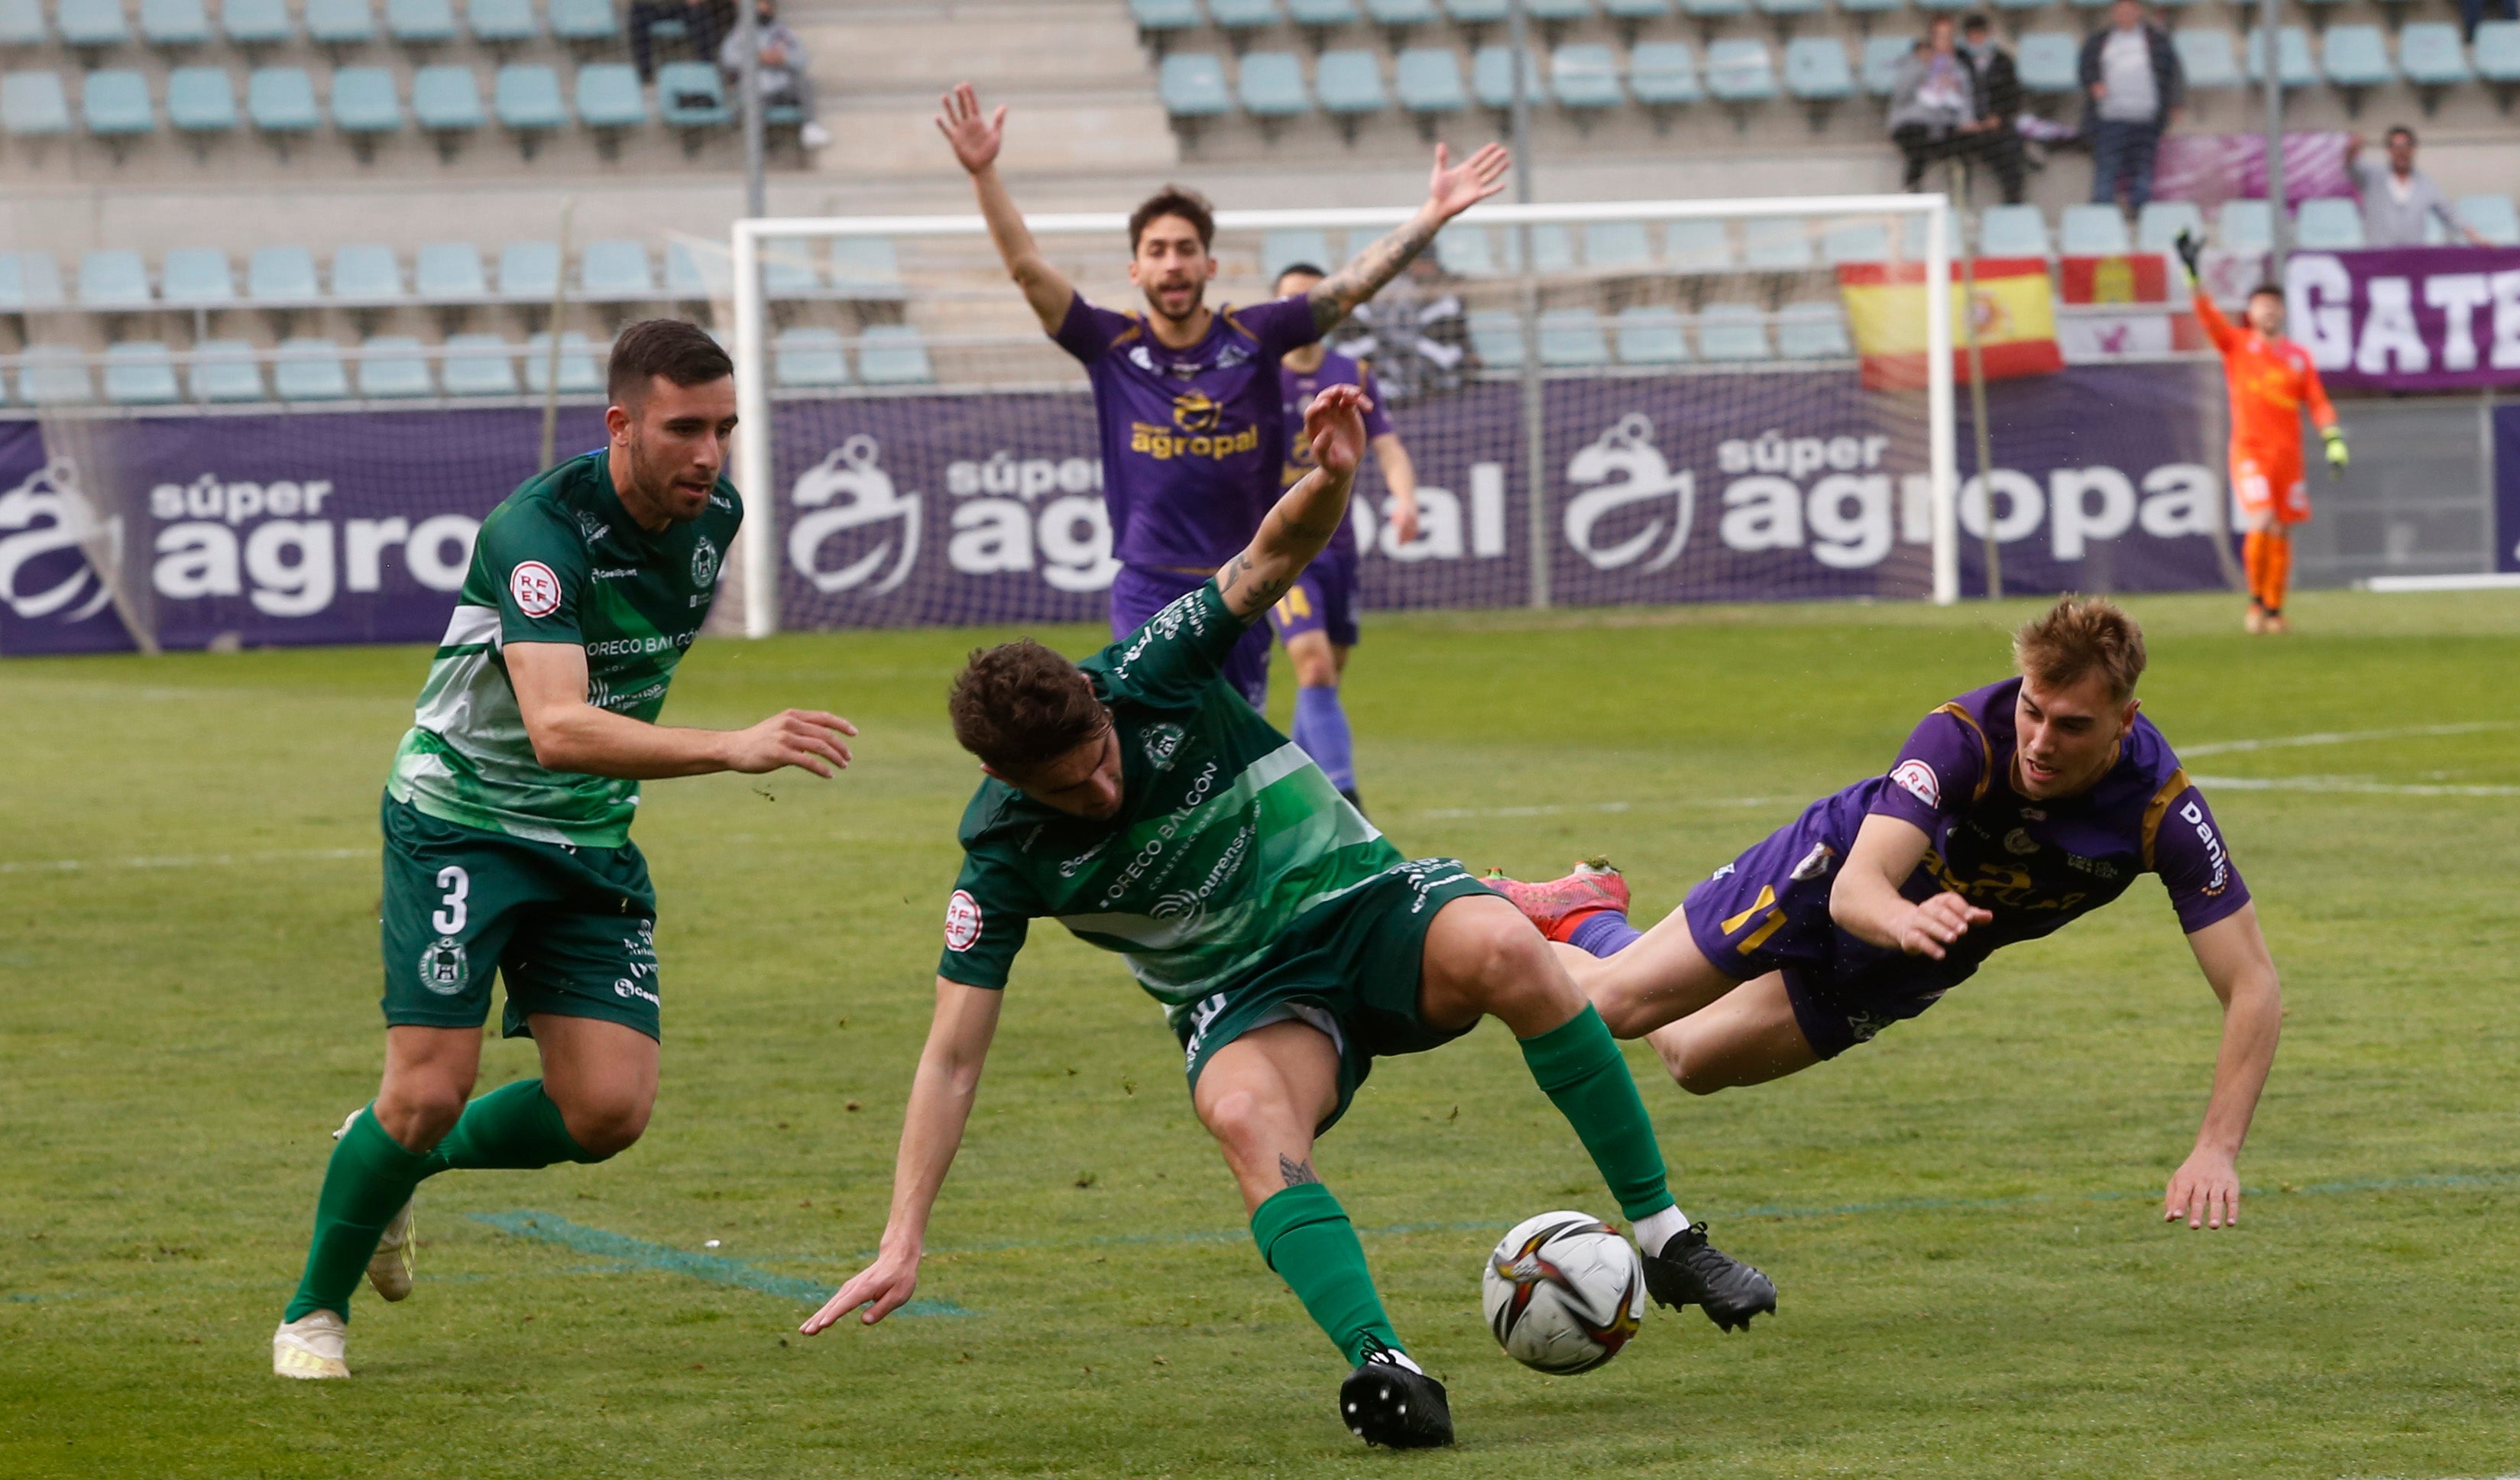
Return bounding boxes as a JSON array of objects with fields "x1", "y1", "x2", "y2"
[
  {"x1": 2191, "y1": 774, "x2": 2520, "y2": 798},
  {"x1": 0, "y1": 847, "x2": 365, "y2": 876},
  {"x1": 2178, "y1": 721, "x2": 2516, "y2": 757}
]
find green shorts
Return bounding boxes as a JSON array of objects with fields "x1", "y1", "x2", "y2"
[
  {"x1": 1168, "y1": 860, "x2": 1498, "y2": 1134},
  {"x1": 378, "y1": 793, "x2": 662, "y2": 1041}
]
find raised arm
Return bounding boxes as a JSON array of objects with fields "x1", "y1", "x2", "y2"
[
  {"x1": 1370, "y1": 431, "x2": 1420, "y2": 546},
  {"x1": 802, "y1": 977, "x2": 1006, "y2": 1333},
  {"x1": 505, "y1": 641, "x2": 855, "y2": 779},
  {"x1": 1214, "y1": 383, "x2": 1368, "y2": 618},
  {"x1": 1307, "y1": 142, "x2": 1511, "y2": 333},
  {"x1": 936, "y1": 83, "x2": 1075, "y2": 335},
  {"x1": 1828, "y1": 812, "x2": 1992, "y2": 957},
  {"x1": 2162, "y1": 904, "x2": 2282, "y2": 1230}
]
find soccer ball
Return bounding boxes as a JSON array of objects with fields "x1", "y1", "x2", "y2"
[{"x1": 1480, "y1": 1211, "x2": 1646, "y2": 1375}]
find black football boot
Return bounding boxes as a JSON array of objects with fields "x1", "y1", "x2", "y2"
[{"x1": 1641, "y1": 1222, "x2": 1777, "y2": 1333}]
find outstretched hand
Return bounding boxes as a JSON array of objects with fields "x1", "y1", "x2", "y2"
[
  {"x1": 2164, "y1": 1146, "x2": 2241, "y2": 1230},
  {"x1": 2172, "y1": 228, "x2": 2204, "y2": 282},
  {"x1": 802, "y1": 1247, "x2": 922, "y2": 1334},
  {"x1": 1302, "y1": 383, "x2": 1371, "y2": 481},
  {"x1": 1896, "y1": 891, "x2": 1991, "y2": 960},
  {"x1": 721, "y1": 709, "x2": 857, "y2": 777},
  {"x1": 935, "y1": 82, "x2": 1005, "y2": 175},
  {"x1": 1426, "y1": 142, "x2": 1511, "y2": 223}
]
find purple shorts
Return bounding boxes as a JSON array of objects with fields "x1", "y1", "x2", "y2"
[
  {"x1": 1109, "y1": 563, "x2": 1274, "y2": 710},
  {"x1": 1267, "y1": 546, "x2": 1361, "y2": 650}
]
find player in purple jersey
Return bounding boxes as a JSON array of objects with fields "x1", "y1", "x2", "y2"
[
  {"x1": 1491, "y1": 598, "x2": 2284, "y2": 1234},
  {"x1": 935, "y1": 81, "x2": 1505, "y2": 708},
  {"x1": 1265, "y1": 262, "x2": 1423, "y2": 812}
]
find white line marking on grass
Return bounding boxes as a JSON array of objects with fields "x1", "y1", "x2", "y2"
[
  {"x1": 2180, "y1": 721, "x2": 2516, "y2": 757},
  {"x1": 1417, "y1": 796, "x2": 1787, "y2": 821},
  {"x1": 0, "y1": 847, "x2": 365, "y2": 875},
  {"x1": 2194, "y1": 774, "x2": 2520, "y2": 798}
]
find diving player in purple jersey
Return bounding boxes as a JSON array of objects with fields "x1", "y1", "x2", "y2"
[
  {"x1": 935, "y1": 81, "x2": 1506, "y2": 708},
  {"x1": 1490, "y1": 597, "x2": 2284, "y2": 1235},
  {"x1": 1266, "y1": 262, "x2": 1423, "y2": 813}
]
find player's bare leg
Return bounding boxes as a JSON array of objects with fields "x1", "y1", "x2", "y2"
[{"x1": 1644, "y1": 973, "x2": 1824, "y2": 1094}]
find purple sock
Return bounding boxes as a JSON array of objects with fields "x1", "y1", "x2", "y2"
[{"x1": 1567, "y1": 912, "x2": 1642, "y2": 959}]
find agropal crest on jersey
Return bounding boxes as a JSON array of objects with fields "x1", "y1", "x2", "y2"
[{"x1": 1482, "y1": 1212, "x2": 1647, "y2": 1375}]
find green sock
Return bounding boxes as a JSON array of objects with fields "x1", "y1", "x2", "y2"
[
  {"x1": 282, "y1": 1105, "x2": 439, "y2": 1324},
  {"x1": 429, "y1": 1078, "x2": 604, "y2": 1171},
  {"x1": 1249, "y1": 1183, "x2": 1404, "y2": 1367},
  {"x1": 1518, "y1": 1005, "x2": 1679, "y2": 1223}
]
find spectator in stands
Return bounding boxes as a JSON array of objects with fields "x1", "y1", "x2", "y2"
[
  {"x1": 2078, "y1": 0, "x2": 2182, "y2": 212},
  {"x1": 2350, "y1": 128, "x2": 2490, "y2": 247},
  {"x1": 1961, "y1": 14, "x2": 2026, "y2": 206},
  {"x1": 721, "y1": 0, "x2": 831, "y2": 150},
  {"x1": 1888, "y1": 18, "x2": 1985, "y2": 193},
  {"x1": 630, "y1": 0, "x2": 734, "y2": 84}
]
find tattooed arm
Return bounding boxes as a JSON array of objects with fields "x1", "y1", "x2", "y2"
[
  {"x1": 1307, "y1": 141, "x2": 1512, "y2": 333},
  {"x1": 1215, "y1": 384, "x2": 1369, "y2": 620}
]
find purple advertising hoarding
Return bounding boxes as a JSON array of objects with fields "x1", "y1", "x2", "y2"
[{"x1": 2285, "y1": 247, "x2": 2520, "y2": 393}]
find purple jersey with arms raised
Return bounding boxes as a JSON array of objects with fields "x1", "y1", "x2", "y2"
[
  {"x1": 1054, "y1": 293, "x2": 1322, "y2": 571},
  {"x1": 1280, "y1": 351, "x2": 1393, "y2": 562}
]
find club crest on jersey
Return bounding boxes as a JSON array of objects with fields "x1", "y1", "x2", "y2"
[
  {"x1": 510, "y1": 560, "x2": 562, "y2": 617},
  {"x1": 1789, "y1": 843, "x2": 1838, "y2": 882},
  {"x1": 1890, "y1": 759, "x2": 1940, "y2": 808},
  {"x1": 2004, "y1": 828, "x2": 2040, "y2": 856},
  {"x1": 1171, "y1": 393, "x2": 1221, "y2": 432},
  {"x1": 691, "y1": 536, "x2": 721, "y2": 588},
  {"x1": 1142, "y1": 722, "x2": 1187, "y2": 771},
  {"x1": 944, "y1": 889, "x2": 983, "y2": 953},
  {"x1": 418, "y1": 938, "x2": 468, "y2": 995},
  {"x1": 576, "y1": 510, "x2": 609, "y2": 545}
]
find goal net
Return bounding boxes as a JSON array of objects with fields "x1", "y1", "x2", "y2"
[{"x1": 724, "y1": 196, "x2": 1960, "y2": 639}]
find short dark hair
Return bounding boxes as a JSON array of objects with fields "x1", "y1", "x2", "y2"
[
  {"x1": 1273, "y1": 261, "x2": 1327, "y2": 291},
  {"x1": 606, "y1": 318, "x2": 733, "y2": 406},
  {"x1": 1961, "y1": 11, "x2": 1990, "y2": 28},
  {"x1": 1129, "y1": 185, "x2": 1216, "y2": 254},
  {"x1": 2248, "y1": 281, "x2": 2285, "y2": 302},
  {"x1": 949, "y1": 640, "x2": 1107, "y2": 773},
  {"x1": 2387, "y1": 124, "x2": 2417, "y2": 146}
]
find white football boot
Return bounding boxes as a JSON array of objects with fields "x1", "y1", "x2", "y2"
[
  {"x1": 332, "y1": 1107, "x2": 417, "y2": 1302},
  {"x1": 272, "y1": 1310, "x2": 349, "y2": 1379}
]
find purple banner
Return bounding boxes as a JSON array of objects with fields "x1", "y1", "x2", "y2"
[{"x1": 2285, "y1": 247, "x2": 2520, "y2": 392}]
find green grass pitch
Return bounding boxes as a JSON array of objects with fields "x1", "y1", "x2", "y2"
[{"x1": 5, "y1": 590, "x2": 2518, "y2": 1478}]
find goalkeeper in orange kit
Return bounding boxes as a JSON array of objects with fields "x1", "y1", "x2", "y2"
[{"x1": 2175, "y1": 231, "x2": 2347, "y2": 634}]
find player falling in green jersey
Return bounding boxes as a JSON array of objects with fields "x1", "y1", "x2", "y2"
[
  {"x1": 272, "y1": 321, "x2": 858, "y2": 1381},
  {"x1": 802, "y1": 384, "x2": 1775, "y2": 1449}
]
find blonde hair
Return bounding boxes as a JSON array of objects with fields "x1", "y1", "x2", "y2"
[{"x1": 2013, "y1": 594, "x2": 2146, "y2": 703}]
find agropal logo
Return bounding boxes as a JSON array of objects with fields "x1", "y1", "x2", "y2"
[
  {"x1": 787, "y1": 435, "x2": 920, "y2": 595},
  {"x1": 0, "y1": 458, "x2": 121, "y2": 627},
  {"x1": 1562, "y1": 414, "x2": 1692, "y2": 573}
]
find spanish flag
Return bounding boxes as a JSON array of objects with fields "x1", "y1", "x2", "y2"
[{"x1": 1838, "y1": 257, "x2": 2065, "y2": 391}]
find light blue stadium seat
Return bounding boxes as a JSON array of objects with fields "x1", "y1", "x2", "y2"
[
  {"x1": 1553, "y1": 43, "x2": 1621, "y2": 108},
  {"x1": 498, "y1": 239, "x2": 558, "y2": 300},
  {"x1": 441, "y1": 332, "x2": 518, "y2": 395},
  {"x1": 468, "y1": 0, "x2": 536, "y2": 45},
  {"x1": 83, "y1": 69, "x2": 152, "y2": 138},
  {"x1": 1159, "y1": 53, "x2": 1231, "y2": 115},
  {"x1": 166, "y1": 65, "x2": 233, "y2": 131},
  {"x1": 2479, "y1": 21, "x2": 2520, "y2": 85},
  {"x1": 1362, "y1": 0, "x2": 1436, "y2": 33},
  {"x1": 140, "y1": 0, "x2": 209, "y2": 45},
  {"x1": 306, "y1": 0, "x2": 377, "y2": 47},
  {"x1": 1696, "y1": 303, "x2": 1770, "y2": 360},
  {"x1": 357, "y1": 335, "x2": 433, "y2": 398},
  {"x1": 413, "y1": 63, "x2": 481, "y2": 144},
  {"x1": 1742, "y1": 215, "x2": 1813, "y2": 268},
  {"x1": 857, "y1": 324, "x2": 932, "y2": 385},
  {"x1": 1614, "y1": 304, "x2": 1687, "y2": 364},
  {"x1": 523, "y1": 331, "x2": 601, "y2": 393},
  {"x1": 2397, "y1": 22, "x2": 2469, "y2": 92},
  {"x1": 1776, "y1": 300, "x2": 1851, "y2": 358},
  {"x1": 1471, "y1": 44, "x2": 1543, "y2": 107},
  {"x1": 222, "y1": 0, "x2": 289, "y2": 45},
  {"x1": 1527, "y1": 0, "x2": 1591, "y2": 29},
  {"x1": 2136, "y1": 200, "x2": 2204, "y2": 254},
  {"x1": 1129, "y1": 0, "x2": 1200, "y2": 34},
  {"x1": 1978, "y1": 202, "x2": 2051, "y2": 256},
  {"x1": 1239, "y1": 50, "x2": 1310, "y2": 116},
  {"x1": 662, "y1": 239, "x2": 723, "y2": 298},
  {"x1": 415, "y1": 241, "x2": 487, "y2": 300},
  {"x1": 332, "y1": 65, "x2": 402, "y2": 138},
  {"x1": 2321, "y1": 24, "x2": 2391, "y2": 90},
  {"x1": 549, "y1": 0, "x2": 616, "y2": 41},
  {"x1": 1860, "y1": 34, "x2": 1912, "y2": 95},
  {"x1": 2172, "y1": 29, "x2": 2239, "y2": 92},
  {"x1": 189, "y1": 340, "x2": 265, "y2": 402},
  {"x1": 579, "y1": 238, "x2": 653, "y2": 300},
  {"x1": 494, "y1": 62, "x2": 565, "y2": 146},
  {"x1": 2217, "y1": 199, "x2": 2272, "y2": 254},
  {"x1": 1821, "y1": 219, "x2": 1889, "y2": 264},
  {"x1": 2244, "y1": 27, "x2": 2314, "y2": 88},
  {"x1": 0, "y1": 0, "x2": 43, "y2": 44},
  {"x1": 1991, "y1": 0, "x2": 2045, "y2": 15},
  {"x1": 58, "y1": 0, "x2": 128, "y2": 49},
  {"x1": 2016, "y1": 31, "x2": 2078, "y2": 92},
  {"x1": 1757, "y1": 0, "x2": 1824, "y2": 24},
  {"x1": 1585, "y1": 220, "x2": 1654, "y2": 270},
  {"x1": 575, "y1": 61, "x2": 644, "y2": 129},
  {"x1": 1705, "y1": 37, "x2": 1777, "y2": 102},
  {"x1": 2295, "y1": 196, "x2": 2363, "y2": 250},
  {"x1": 1537, "y1": 307, "x2": 1608, "y2": 366},
  {"x1": 1263, "y1": 228, "x2": 1332, "y2": 279},
  {"x1": 78, "y1": 249, "x2": 151, "y2": 309},
  {"x1": 1288, "y1": 0, "x2": 1357, "y2": 32},
  {"x1": 247, "y1": 66, "x2": 319, "y2": 134},
  {"x1": 104, "y1": 342, "x2": 182, "y2": 404},
  {"x1": 1837, "y1": 0, "x2": 1903, "y2": 23},
  {"x1": 1679, "y1": 0, "x2": 1747, "y2": 22},
  {"x1": 332, "y1": 243, "x2": 404, "y2": 302},
  {"x1": 1600, "y1": 0, "x2": 1668, "y2": 34},
  {"x1": 830, "y1": 236, "x2": 905, "y2": 300},
  {"x1": 656, "y1": 59, "x2": 730, "y2": 126},
  {"x1": 160, "y1": 246, "x2": 235, "y2": 305},
  {"x1": 2058, "y1": 203, "x2": 2130, "y2": 254},
  {"x1": 1433, "y1": 225, "x2": 1498, "y2": 276},
  {"x1": 248, "y1": 245, "x2": 321, "y2": 303},
  {"x1": 1465, "y1": 309, "x2": 1521, "y2": 365},
  {"x1": 273, "y1": 338, "x2": 349, "y2": 400},
  {"x1": 1782, "y1": 35, "x2": 1851, "y2": 104},
  {"x1": 2, "y1": 70, "x2": 70, "y2": 136},
  {"x1": 1664, "y1": 218, "x2": 1734, "y2": 271},
  {"x1": 1526, "y1": 222, "x2": 1577, "y2": 274},
  {"x1": 19, "y1": 345, "x2": 95, "y2": 405},
  {"x1": 1316, "y1": 48, "x2": 1385, "y2": 115},
  {"x1": 1209, "y1": 0, "x2": 1280, "y2": 31},
  {"x1": 1628, "y1": 40, "x2": 1700, "y2": 105},
  {"x1": 0, "y1": 251, "x2": 66, "y2": 310},
  {"x1": 753, "y1": 238, "x2": 816, "y2": 298},
  {"x1": 1394, "y1": 46, "x2": 1468, "y2": 114},
  {"x1": 2456, "y1": 193, "x2": 2518, "y2": 245},
  {"x1": 1444, "y1": 0, "x2": 1509, "y2": 29},
  {"x1": 774, "y1": 326, "x2": 850, "y2": 388},
  {"x1": 387, "y1": 0, "x2": 456, "y2": 43}
]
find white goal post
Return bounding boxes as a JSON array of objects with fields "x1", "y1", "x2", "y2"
[{"x1": 727, "y1": 194, "x2": 1958, "y2": 639}]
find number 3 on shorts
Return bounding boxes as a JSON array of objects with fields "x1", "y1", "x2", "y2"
[{"x1": 432, "y1": 865, "x2": 470, "y2": 935}]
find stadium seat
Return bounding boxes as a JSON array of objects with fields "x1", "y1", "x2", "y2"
[
  {"x1": 18, "y1": 345, "x2": 95, "y2": 405},
  {"x1": 1552, "y1": 43, "x2": 1622, "y2": 110},
  {"x1": 412, "y1": 63, "x2": 481, "y2": 151},
  {"x1": 1704, "y1": 37, "x2": 1778, "y2": 112},
  {"x1": 2399, "y1": 22, "x2": 2469, "y2": 111},
  {"x1": 523, "y1": 330, "x2": 601, "y2": 393},
  {"x1": 494, "y1": 63, "x2": 564, "y2": 151},
  {"x1": 773, "y1": 325, "x2": 850, "y2": 388},
  {"x1": 577, "y1": 238, "x2": 652, "y2": 301},
  {"x1": 159, "y1": 246, "x2": 235, "y2": 306},
  {"x1": 2244, "y1": 27, "x2": 2314, "y2": 89},
  {"x1": 189, "y1": 339, "x2": 265, "y2": 402},
  {"x1": 1537, "y1": 307, "x2": 1608, "y2": 366},
  {"x1": 494, "y1": 241, "x2": 557, "y2": 301},
  {"x1": 0, "y1": 0, "x2": 42, "y2": 45},
  {"x1": 2172, "y1": 28, "x2": 2240, "y2": 93},
  {"x1": 1781, "y1": 34, "x2": 1851, "y2": 125},
  {"x1": 332, "y1": 65, "x2": 403, "y2": 146},
  {"x1": 743, "y1": 235, "x2": 808, "y2": 297},
  {"x1": 2295, "y1": 196, "x2": 2364, "y2": 250},
  {"x1": 2456, "y1": 193, "x2": 2519, "y2": 245},
  {"x1": 83, "y1": 69, "x2": 153, "y2": 143},
  {"x1": 2, "y1": 70, "x2": 70, "y2": 137},
  {"x1": 1679, "y1": 0, "x2": 1748, "y2": 26},
  {"x1": 2136, "y1": 200, "x2": 2205, "y2": 254},
  {"x1": 656, "y1": 59, "x2": 730, "y2": 130},
  {"x1": 414, "y1": 241, "x2": 488, "y2": 302},
  {"x1": 357, "y1": 335, "x2": 434, "y2": 398},
  {"x1": 1836, "y1": 0, "x2": 1903, "y2": 28},
  {"x1": 1664, "y1": 217, "x2": 1734, "y2": 272},
  {"x1": 2478, "y1": 21, "x2": 2520, "y2": 90},
  {"x1": 1628, "y1": 40, "x2": 1702, "y2": 109},
  {"x1": 306, "y1": 0, "x2": 377, "y2": 49},
  {"x1": 165, "y1": 65, "x2": 234, "y2": 134},
  {"x1": 0, "y1": 251, "x2": 66, "y2": 311},
  {"x1": 103, "y1": 342, "x2": 182, "y2": 404},
  {"x1": 1465, "y1": 309, "x2": 1521, "y2": 366},
  {"x1": 1444, "y1": 0, "x2": 1509, "y2": 34},
  {"x1": 1742, "y1": 215, "x2": 1814, "y2": 269},
  {"x1": 1394, "y1": 46, "x2": 1469, "y2": 119},
  {"x1": 1614, "y1": 303, "x2": 1688, "y2": 364},
  {"x1": 548, "y1": 0, "x2": 617, "y2": 42},
  {"x1": 1756, "y1": 0, "x2": 1825, "y2": 32},
  {"x1": 139, "y1": 0, "x2": 209, "y2": 46},
  {"x1": 1600, "y1": 0, "x2": 1667, "y2": 45},
  {"x1": 57, "y1": 0, "x2": 128, "y2": 52},
  {"x1": 273, "y1": 337, "x2": 349, "y2": 400},
  {"x1": 1696, "y1": 303, "x2": 1770, "y2": 360},
  {"x1": 221, "y1": 0, "x2": 289, "y2": 46},
  {"x1": 662, "y1": 239, "x2": 724, "y2": 300},
  {"x1": 2058, "y1": 203, "x2": 2130, "y2": 255},
  {"x1": 1433, "y1": 224, "x2": 1498, "y2": 276},
  {"x1": 1316, "y1": 48, "x2": 1385, "y2": 123},
  {"x1": 387, "y1": 0, "x2": 457, "y2": 44},
  {"x1": 1526, "y1": 222, "x2": 1577, "y2": 274},
  {"x1": 1585, "y1": 220, "x2": 1654, "y2": 271},
  {"x1": 1978, "y1": 203, "x2": 2051, "y2": 257},
  {"x1": 829, "y1": 236, "x2": 905, "y2": 300},
  {"x1": 76, "y1": 249, "x2": 149, "y2": 310},
  {"x1": 468, "y1": 0, "x2": 536, "y2": 47},
  {"x1": 247, "y1": 66, "x2": 319, "y2": 140},
  {"x1": 1989, "y1": 0, "x2": 2045, "y2": 16},
  {"x1": 1859, "y1": 34, "x2": 1910, "y2": 96},
  {"x1": 1362, "y1": 0, "x2": 1436, "y2": 43},
  {"x1": 1263, "y1": 228, "x2": 1332, "y2": 279},
  {"x1": 2321, "y1": 24, "x2": 2391, "y2": 112},
  {"x1": 1129, "y1": 0, "x2": 1201, "y2": 44},
  {"x1": 575, "y1": 61, "x2": 644, "y2": 136},
  {"x1": 1776, "y1": 299, "x2": 1851, "y2": 358},
  {"x1": 1471, "y1": 44, "x2": 1543, "y2": 108},
  {"x1": 1159, "y1": 52, "x2": 1231, "y2": 118},
  {"x1": 1208, "y1": 0, "x2": 1280, "y2": 36},
  {"x1": 2217, "y1": 199, "x2": 2273, "y2": 255},
  {"x1": 439, "y1": 332, "x2": 518, "y2": 396},
  {"x1": 331, "y1": 243, "x2": 404, "y2": 303},
  {"x1": 1287, "y1": 0, "x2": 1358, "y2": 43},
  {"x1": 1239, "y1": 50, "x2": 1311, "y2": 121},
  {"x1": 248, "y1": 245, "x2": 322, "y2": 304},
  {"x1": 1820, "y1": 219, "x2": 1889, "y2": 264},
  {"x1": 2016, "y1": 31, "x2": 2078, "y2": 93},
  {"x1": 857, "y1": 325, "x2": 932, "y2": 384}
]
